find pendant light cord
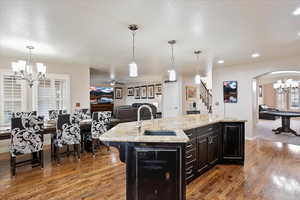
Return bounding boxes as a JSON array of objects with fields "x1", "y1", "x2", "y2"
[
  {"x1": 170, "y1": 43, "x2": 175, "y2": 68},
  {"x1": 132, "y1": 30, "x2": 136, "y2": 61},
  {"x1": 196, "y1": 53, "x2": 200, "y2": 74}
]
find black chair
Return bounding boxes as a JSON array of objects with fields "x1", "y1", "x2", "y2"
[
  {"x1": 90, "y1": 111, "x2": 112, "y2": 156},
  {"x1": 259, "y1": 104, "x2": 280, "y2": 120},
  {"x1": 54, "y1": 114, "x2": 81, "y2": 163},
  {"x1": 10, "y1": 115, "x2": 44, "y2": 176}
]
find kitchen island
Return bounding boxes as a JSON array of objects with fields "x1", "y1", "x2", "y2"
[{"x1": 100, "y1": 114, "x2": 246, "y2": 200}]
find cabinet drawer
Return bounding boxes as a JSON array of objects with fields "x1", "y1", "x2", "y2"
[
  {"x1": 195, "y1": 124, "x2": 219, "y2": 135},
  {"x1": 186, "y1": 149, "x2": 196, "y2": 164},
  {"x1": 184, "y1": 129, "x2": 194, "y2": 138},
  {"x1": 186, "y1": 139, "x2": 196, "y2": 152}
]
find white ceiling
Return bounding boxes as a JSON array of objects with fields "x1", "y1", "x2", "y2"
[{"x1": 1, "y1": 0, "x2": 300, "y2": 81}]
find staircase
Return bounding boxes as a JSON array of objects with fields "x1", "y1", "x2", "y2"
[{"x1": 199, "y1": 80, "x2": 212, "y2": 113}]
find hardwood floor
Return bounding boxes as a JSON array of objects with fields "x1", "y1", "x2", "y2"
[{"x1": 0, "y1": 139, "x2": 300, "y2": 200}]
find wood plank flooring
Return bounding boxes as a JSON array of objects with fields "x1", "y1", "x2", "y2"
[{"x1": 0, "y1": 139, "x2": 300, "y2": 200}]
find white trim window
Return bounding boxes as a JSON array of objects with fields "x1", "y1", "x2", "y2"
[
  {"x1": 33, "y1": 74, "x2": 70, "y2": 119},
  {"x1": 290, "y1": 88, "x2": 300, "y2": 109},
  {"x1": 0, "y1": 73, "x2": 27, "y2": 127}
]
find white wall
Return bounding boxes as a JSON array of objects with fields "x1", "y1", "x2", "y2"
[
  {"x1": 212, "y1": 55, "x2": 300, "y2": 139},
  {"x1": 0, "y1": 56, "x2": 90, "y2": 152}
]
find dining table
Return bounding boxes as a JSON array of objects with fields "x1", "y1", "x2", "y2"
[{"x1": 0, "y1": 118, "x2": 120, "y2": 140}]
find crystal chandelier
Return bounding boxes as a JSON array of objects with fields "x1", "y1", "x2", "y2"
[
  {"x1": 168, "y1": 40, "x2": 177, "y2": 82},
  {"x1": 11, "y1": 46, "x2": 46, "y2": 88},
  {"x1": 273, "y1": 79, "x2": 299, "y2": 93},
  {"x1": 128, "y1": 24, "x2": 138, "y2": 77},
  {"x1": 194, "y1": 50, "x2": 201, "y2": 84}
]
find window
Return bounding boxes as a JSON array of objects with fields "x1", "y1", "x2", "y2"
[
  {"x1": 290, "y1": 88, "x2": 299, "y2": 109},
  {"x1": 34, "y1": 75, "x2": 70, "y2": 118},
  {"x1": 0, "y1": 74, "x2": 27, "y2": 127},
  {"x1": 276, "y1": 92, "x2": 286, "y2": 110}
]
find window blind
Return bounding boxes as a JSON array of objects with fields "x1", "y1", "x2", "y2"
[
  {"x1": 36, "y1": 78, "x2": 68, "y2": 119},
  {"x1": 0, "y1": 74, "x2": 26, "y2": 127}
]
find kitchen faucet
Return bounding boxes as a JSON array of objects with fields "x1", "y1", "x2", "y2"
[{"x1": 137, "y1": 105, "x2": 154, "y2": 130}]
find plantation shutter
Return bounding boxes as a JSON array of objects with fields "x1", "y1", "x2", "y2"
[{"x1": 0, "y1": 74, "x2": 27, "y2": 127}]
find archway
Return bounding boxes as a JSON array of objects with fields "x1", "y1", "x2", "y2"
[{"x1": 252, "y1": 70, "x2": 300, "y2": 145}]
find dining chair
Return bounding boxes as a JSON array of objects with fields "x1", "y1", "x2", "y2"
[
  {"x1": 54, "y1": 114, "x2": 81, "y2": 163},
  {"x1": 91, "y1": 111, "x2": 112, "y2": 157},
  {"x1": 10, "y1": 115, "x2": 44, "y2": 176},
  {"x1": 74, "y1": 109, "x2": 90, "y2": 152},
  {"x1": 48, "y1": 110, "x2": 68, "y2": 156},
  {"x1": 11, "y1": 111, "x2": 37, "y2": 118},
  {"x1": 48, "y1": 110, "x2": 67, "y2": 120},
  {"x1": 74, "y1": 109, "x2": 89, "y2": 120}
]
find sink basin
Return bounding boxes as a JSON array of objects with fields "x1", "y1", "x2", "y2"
[{"x1": 144, "y1": 130, "x2": 176, "y2": 136}]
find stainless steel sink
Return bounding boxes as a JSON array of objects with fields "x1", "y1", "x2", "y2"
[{"x1": 144, "y1": 130, "x2": 176, "y2": 136}]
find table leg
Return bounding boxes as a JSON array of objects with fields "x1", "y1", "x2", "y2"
[{"x1": 272, "y1": 116, "x2": 300, "y2": 136}]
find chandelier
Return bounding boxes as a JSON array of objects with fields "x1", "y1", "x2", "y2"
[
  {"x1": 11, "y1": 46, "x2": 46, "y2": 88},
  {"x1": 273, "y1": 79, "x2": 299, "y2": 93}
]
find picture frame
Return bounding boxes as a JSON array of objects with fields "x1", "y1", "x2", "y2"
[
  {"x1": 223, "y1": 81, "x2": 238, "y2": 103},
  {"x1": 141, "y1": 86, "x2": 147, "y2": 99},
  {"x1": 134, "y1": 87, "x2": 140, "y2": 99},
  {"x1": 186, "y1": 86, "x2": 197, "y2": 100},
  {"x1": 115, "y1": 87, "x2": 123, "y2": 99},
  {"x1": 155, "y1": 84, "x2": 162, "y2": 95},
  {"x1": 147, "y1": 85, "x2": 155, "y2": 99},
  {"x1": 127, "y1": 87, "x2": 134, "y2": 96}
]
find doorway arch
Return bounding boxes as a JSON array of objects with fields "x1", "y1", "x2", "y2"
[{"x1": 251, "y1": 70, "x2": 300, "y2": 139}]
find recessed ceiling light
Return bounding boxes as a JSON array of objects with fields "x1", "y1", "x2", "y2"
[
  {"x1": 293, "y1": 8, "x2": 300, "y2": 15},
  {"x1": 252, "y1": 53, "x2": 260, "y2": 58},
  {"x1": 298, "y1": 32, "x2": 300, "y2": 36},
  {"x1": 218, "y1": 60, "x2": 224, "y2": 64}
]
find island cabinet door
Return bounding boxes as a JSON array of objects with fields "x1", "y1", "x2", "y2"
[
  {"x1": 135, "y1": 148, "x2": 180, "y2": 200},
  {"x1": 207, "y1": 131, "x2": 220, "y2": 166},
  {"x1": 196, "y1": 135, "x2": 209, "y2": 175},
  {"x1": 222, "y1": 123, "x2": 245, "y2": 164}
]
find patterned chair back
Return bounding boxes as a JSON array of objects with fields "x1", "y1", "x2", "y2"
[
  {"x1": 49, "y1": 110, "x2": 67, "y2": 120},
  {"x1": 55, "y1": 114, "x2": 81, "y2": 147},
  {"x1": 74, "y1": 109, "x2": 89, "y2": 120},
  {"x1": 11, "y1": 111, "x2": 37, "y2": 119},
  {"x1": 91, "y1": 111, "x2": 112, "y2": 139},
  {"x1": 10, "y1": 115, "x2": 44, "y2": 157}
]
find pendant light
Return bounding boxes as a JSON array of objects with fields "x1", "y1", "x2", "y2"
[
  {"x1": 168, "y1": 40, "x2": 177, "y2": 81},
  {"x1": 128, "y1": 24, "x2": 138, "y2": 77},
  {"x1": 194, "y1": 50, "x2": 201, "y2": 85}
]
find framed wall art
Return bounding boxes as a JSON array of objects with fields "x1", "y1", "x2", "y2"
[
  {"x1": 155, "y1": 84, "x2": 162, "y2": 95},
  {"x1": 223, "y1": 81, "x2": 238, "y2": 103},
  {"x1": 186, "y1": 86, "x2": 197, "y2": 101},
  {"x1": 141, "y1": 86, "x2": 147, "y2": 99},
  {"x1": 127, "y1": 87, "x2": 134, "y2": 96},
  {"x1": 147, "y1": 85, "x2": 155, "y2": 99},
  {"x1": 134, "y1": 87, "x2": 140, "y2": 99},
  {"x1": 115, "y1": 87, "x2": 123, "y2": 99}
]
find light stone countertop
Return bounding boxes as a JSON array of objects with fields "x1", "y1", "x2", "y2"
[{"x1": 100, "y1": 114, "x2": 247, "y2": 144}]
